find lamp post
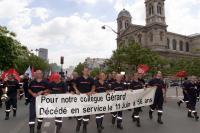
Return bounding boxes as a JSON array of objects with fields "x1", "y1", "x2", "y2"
[{"x1": 101, "y1": 25, "x2": 119, "y2": 35}]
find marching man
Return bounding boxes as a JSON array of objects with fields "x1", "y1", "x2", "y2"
[
  {"x1": 28, "y1": 70, "x2": 49, "y2": 133},
  {"x1": 3, "y1": 74, "x2": 20, "y2": 120},
  {"x1": 111, "y1": 74, "x2": 125, "y2": 130},
  {"x1": 73, "y1": 67, "x2": 95, "y2": 133},
  {"x1": 49, "y1": 73, "x2": 68, "y2": 133},
  {"x1": 94, "y1": 72, "x2": 109, "y2": 133},
  {"x1": 148, "y1": 71, "x2": 165, "y2": 124}
]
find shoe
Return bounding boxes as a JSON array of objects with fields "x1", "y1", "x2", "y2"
[
  {"x1": 188, "y1": 112, "x2": 194, "y2": 118},
  {"x1": 157, "y1": 115, "x2": 164, "y2": 124},
  {"x1": 112, "y1": 117, "x2": 116, "y2": 125},
  {"x1": 194, "y1": 112, "x2": 199, "y2": 121},
  {"x1": 97, "y1": 126, "x2": 102, "y2": 133},
  {"x1": 13, "y1": 112, "x2": 16, "y2": 117},
  {"x1": 117, "y1": 124, "x2": 123, "y2": 130},
  {"x1": 76, "y1": 121, "x2": 81, "y2": 132},
  {"x1": 30, "y1": 127, "x2": 34, "y2": 133},
  {"x1": 56, "y1": 125, "x2": 61, "y2": 133},
  {"x1": 5, "y1": 116, "x2": 9, "y2": 120},
  {"x1": 136, "y1": 119, "x2": 141, "y2": 127},
  {"x1": 82, "y1": 125, "x2": 87, "y2": 133},
  {"x1": 37, "y1": 124, "x2": 42, "y2": 133},
  {"x1": 149, "y1": 111, "x2": 153, "y2": 120},
  {"x1": 177, "y1": 101, "x2": 181, "y2": 107}
]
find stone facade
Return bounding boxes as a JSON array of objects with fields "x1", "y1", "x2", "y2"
[{"x1": 117, "y1": 0, "x2": 200, "y2": 58}]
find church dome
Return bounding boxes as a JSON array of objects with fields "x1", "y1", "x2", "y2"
[{"x1": 117, "y1": 9, "x2": 132, "y2": 18}]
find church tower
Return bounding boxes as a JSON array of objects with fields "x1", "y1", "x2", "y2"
[
  {"x1": 117, "y1": 9, "x2": 132, "y2": 35},
  {"x1": 145, "y1": 0, "x2": 166, "y2": 26}
]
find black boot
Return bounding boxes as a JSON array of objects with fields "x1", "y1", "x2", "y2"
[
  {"x1": 13, "y1": 110, "x2": 16, "y2": 117},
  {"x1": 117, "y1": 123, "x2": 123, "y2": 130},
  {"x1": 56, "y1": 125, "x2": 61, "y2": 133},
  {"x1": 177, "y1": 101, "x2": 182, "y2": 107},
  {"x1": 5, "y1": 112, "x2": 9, "y2": 120},
  {"x1": 30, "y1": 126, "x2": 35, "y2": 133},
  {"x1": 157, "y1": 113, "x2": 164, "y2": 124},
  {"x1": 76, "y1": 120, "x2": 82, "y2": 132},
  {"x1": 188, "y1": 111, "x2": 194, "y2": 118},
  {"x1": 0, "y1": 103, "x2": 2, "y2": 108},
  {"x1": 149, "y1": 110, "x2": 153, "y2": 120},
  {"x1": 136, "y1": 118, "x2": 141, "y2": 127},
  {"x1": 193, "y1": 112, "x2": 199, "y2": 121},
  {"x1": 82, "y1": 124, "x2": 87, "y2": 133},
  {"x1": 112, "y1": 117, "x2": 116, "y2": 125},
  {"x1": 37, "y1": 122, "x2": 42, "y2": 133},
  {"x1": 100, "y1": 118, "x2": 104, "y2": 129},
  {"x1": 97, "y1": 123, "x2": 102, "y2": 133}
]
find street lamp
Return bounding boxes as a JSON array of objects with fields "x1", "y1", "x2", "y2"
[{"x1": 101, "y1": 25, "x2": 119, "y2": 35}]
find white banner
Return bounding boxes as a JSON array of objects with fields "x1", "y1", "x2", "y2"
[{"x1": 36, "y1": 87, "x2": 156, "y2": 118}]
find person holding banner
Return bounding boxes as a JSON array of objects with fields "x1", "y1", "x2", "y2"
[
  {"x1": 0, "y1": 78, "x2": 3, "y2": 108},
  {"x1": 94, "y1": 72, "x2": 109, "y2": 133},
  {"x1": 73, "y1": 67, "x2": 95, "y2": 133},
  {"x1": 111, "y1": 74, "x2": 125, "y2": 130},
  {"x1": 49, "y1": 73, "x2": 68, "y2": 133},
  {"x1": 130, "y1": 72, "x2": 144, "y2": 127},
  {"x1": 28, "y1": 70, "x2": 49, "y2": 133},
  {"x1": 148, "y1": 71, "x2": 165, "y2": 124}
]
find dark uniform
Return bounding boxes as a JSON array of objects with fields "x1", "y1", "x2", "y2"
[
  {"x1": 107, "y1": 78, "x2": 116, "y2": 90},
  {"x1": 185, "y1": 82, "x2": 199, "y2": 120},
  {"x1": 0, "y1": 81, "x2": 3, "y2": 108},
  {"x1": 196, "y1": 81, "x2": 200, "y2": 102},
  {"x1": 148, "y1": 78, "x2": 165, "y2": 124},
  {"x1": 28, "y1": 80, "x2": 49, "y2": 133},
  {"x1": 94, "y1": 80, "x2": 108, "y2": 133},
  {"x1": 111, "y1": 81, "x2": 125, "y2": 129},
  {"x1": 75, "y1": 76, "x2": 94, "y2": 133},
  {"x1": 3, "y1": 79, "x2": 20, "y2": 120},
  {"x1": 22, "y1": 77, "x2": 30, "y2": 105},
  {"x1": 49, "y1": 81, "x2": 68, "y2": 133},
  {"x1": 177, "y1": 80, "x2": 189, "y2": 107},
  {"x1": 130, "y1": 80, "x2": 143, "y2": 127}
]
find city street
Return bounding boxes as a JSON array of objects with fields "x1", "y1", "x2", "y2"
[{"x1": 0, "y1": 88, "x2": 200, "y2": 133}]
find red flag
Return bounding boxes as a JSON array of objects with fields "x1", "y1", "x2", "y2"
[
  {"x1": 31, "y1": 66, "x2": 34, "y2": 78},
  {"x1": 1, "y1": 70, "x2": 9, "y2": 81},
  {"x1": 1, "y1": 68, "x2": 20, "y2": 81},
  {"x1": 137, "y1": 64, "x2": 149, "y2": 74},
  {"x1": 176, "y1": 70, "x2": 187, "y2": 78},
  {"x1": 49, "y1": 73, "x2": 60, "y2": 82}
]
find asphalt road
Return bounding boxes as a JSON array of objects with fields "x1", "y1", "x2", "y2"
[{"x1": 0, "y1": 87, "x2": 200, "y2": 133}]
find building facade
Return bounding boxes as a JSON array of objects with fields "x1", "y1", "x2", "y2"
[
  {"x1": 84, "y1": 57, "x2": 107, "y2": 70},
  {"x1": 38, "y1": 48, "x2": 48, "y2": 61},
  {"x1": 117, "y1": 0, "x2": 200, "y2": 58}
]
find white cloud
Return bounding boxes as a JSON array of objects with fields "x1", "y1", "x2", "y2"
[
  {"x1": 8, "y1": 13, "x2": 116, "y2": 67},
  {"x1": 70, "y1": 0, "x2": 97, "y2": 4},
  {"x1": 32, "y1": 8, "x2": 50, "y2": 21}
]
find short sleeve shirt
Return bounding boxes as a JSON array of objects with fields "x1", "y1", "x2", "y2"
[{"x1": 75, "y1": 76, "x2": 94, "y2": 93}]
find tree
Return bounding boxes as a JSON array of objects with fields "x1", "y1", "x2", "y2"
[
  {"x1": 74, "y1": 63, "x2": 85, "y2": 76},
  {"x1": 0, "y1": 25, "x2": 49, "y2": 74},
  {"x1": 90, "y1": 67, "x2": 100, "y2": 77},
  {"x1": 107, "y1": 42, "x2": 167, "y2": 76}
]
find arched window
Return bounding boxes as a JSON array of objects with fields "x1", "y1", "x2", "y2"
[
  {"x1": 138, "y1": 34, "x2": 142, "y2": 43},
  {"x1": 157, "y1": 3, "x2": 162, "y2": 14},
  {"x1": 179, "y1": 41, "x2": 183, "y2": 51},
  {"x1": 125, "y1": 20, "x2": 129, "y2": 28},
  {"x1": 149, "y1": 4, "x2": 154, "y2": 15},
  {"x1": 167, "y1": 38, "x2": 170, "y2": 49},
  {"x1": 149, "y1": 33, "x2": 153, "y2": 42},
  {"x1": 160, "y1": 31, "x2": 164, "y2": 41},
  {"x1": 186, "y1": 42, "x2": 189, "y2": 52},
  {"x1": 172, "y1": 39, "x2": 177, "y2": 50}
]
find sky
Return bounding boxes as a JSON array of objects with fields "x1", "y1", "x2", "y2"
[{"x1": 0, "y1": 0, "x2": 200, "y2": 68}]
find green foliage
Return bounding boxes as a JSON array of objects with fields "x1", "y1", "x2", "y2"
[
  {"x1": 107, "y1": 42, "x2": 166, "y2": 76},
  {"x1": 74, "y1": 62, "x2": 85, "y2": 76},
  {"x1": 90, "y1": 67, "x2": 100, "y2": 77},
  {"x1": 0, "y1": 25, "x2": 49, "y2": 74}
]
